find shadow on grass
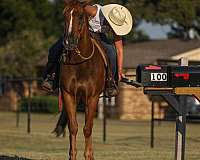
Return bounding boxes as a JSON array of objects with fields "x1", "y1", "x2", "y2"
[{"x1": 0, "y1": 155, "x2": 32, "y2": 160}]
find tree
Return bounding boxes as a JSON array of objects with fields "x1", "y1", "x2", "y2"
[
  {"x1": 134, "y1": 0, "x2": 200, "y2": 39},
  {"x1": 99, "y1": 0, "x2": 200, "y2": 39},
  {"x1": 0, "y1": 0, "x2": 66, "y2": 78},
  {"x1": 0, "y1": 30, "x2": 55, "y2": 77},
  {"x1": 0, "y1": 0, "x2": 39, "y2": 44},
  {"x1": 51, "y1": 0, "x2": 66, "y2": 37},
  {"x1": 28, "y1": 0, "x2": 56, "y2": 37},
  {"x1": 0, "y1": 0, "x2": 61, "y2": 44}
]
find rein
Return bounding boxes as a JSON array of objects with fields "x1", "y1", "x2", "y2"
[{"x1": 74, "y1": 38, "x2": 95, "y2": 60}]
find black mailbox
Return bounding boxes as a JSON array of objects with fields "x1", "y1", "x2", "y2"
[
  {"x1": 169, "y1": 66, "x2": 200, "y2": 87},
  {"x1": 136, "y1": 65, "x2": 169, "y2": 87},
  {"x1": 137, "y1": 65, "x2": 200, "y2": 87}
]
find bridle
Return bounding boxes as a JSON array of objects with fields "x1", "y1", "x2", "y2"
[{"x1": 63, "y1": 7, "x2": 95, "y2": 63}]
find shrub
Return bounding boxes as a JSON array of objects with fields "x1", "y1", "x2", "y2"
[{"x1": 20, "y1": 96, "x2": 59, "y2": 113}]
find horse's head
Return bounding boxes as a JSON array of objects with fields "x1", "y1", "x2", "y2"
[{"x1": 63, "y1": 1, "x2": 89, "y2": 51}]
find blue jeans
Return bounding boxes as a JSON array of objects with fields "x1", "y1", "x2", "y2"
[
  {"x1": 100, "y1": 40, "x2": 117, "y2": 78},
  {"x1": 92, "y1": 33, "x2": 117, "y2": 78}
]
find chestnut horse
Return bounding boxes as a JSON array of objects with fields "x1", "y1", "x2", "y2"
[{"x1": 55, "y1": 1, "x2": 106, "y2": 160}]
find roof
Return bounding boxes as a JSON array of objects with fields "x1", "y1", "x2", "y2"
[
  {"x1": 171, "y1": 48, "x2": 200, "y2": 60},
  {"x1": 38, "y1": 39, "x2": 200, "y2": 68},
  {"x1": 124, "y1": 39, "x2": 200, "y2": 68}
]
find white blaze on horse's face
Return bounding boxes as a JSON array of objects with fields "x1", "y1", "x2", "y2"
[{"x1": 68, "y1": 8, "x2": 74, "y2": 34}]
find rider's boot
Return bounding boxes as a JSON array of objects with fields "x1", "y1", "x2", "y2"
[
  {"x1": 104, "y1": 67, "x2": 119, "y2": 97},
  {"x1": 41, "y1": 62, "x2": 57, "y2": 92}
]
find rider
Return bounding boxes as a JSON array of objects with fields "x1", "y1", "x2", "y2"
[{"x1": 41, "y1": 1, "x2": 133, "y2": 97}]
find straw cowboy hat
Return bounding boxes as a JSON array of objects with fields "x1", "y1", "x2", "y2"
[{"x1": 101, "y1": 4, "x2": 133, "y2": 36}]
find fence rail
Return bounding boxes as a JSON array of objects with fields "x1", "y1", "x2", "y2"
[{"x1": 0, "y1": 77, "x2": 43, "y2": 134}]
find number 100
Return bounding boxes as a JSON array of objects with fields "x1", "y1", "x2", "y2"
[{"x1": 151, "y1": 73, "x2": 167, "y2": 82}]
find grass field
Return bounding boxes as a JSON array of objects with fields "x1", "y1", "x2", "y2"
[{"x1": 0, "y1": 112, "x2": 200, "y2": 160}]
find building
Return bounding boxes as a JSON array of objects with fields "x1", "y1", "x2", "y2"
[{"x1": 117, "y1": 39, "x2": 200, "y2": 120}]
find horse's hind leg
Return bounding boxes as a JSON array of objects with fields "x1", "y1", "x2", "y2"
[
  {"x1": 83, "y1": 95, "x2": 99, "y2": 160},
  {"x1": 62, "y1": 90, "x2": 78, "y2": 160}
]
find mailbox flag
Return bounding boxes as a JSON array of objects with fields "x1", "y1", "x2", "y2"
[{"x1": 174, "y1": 73, "x2": 190, "y2": 81}]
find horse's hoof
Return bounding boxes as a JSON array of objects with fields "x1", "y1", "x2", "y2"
[{"x1": 84, "y1": 154, "x2": 94, "y2": 160}]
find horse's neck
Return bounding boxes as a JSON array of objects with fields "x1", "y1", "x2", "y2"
[{"x1": 79, "y1": 27, "x2": 92, "y2": 53}]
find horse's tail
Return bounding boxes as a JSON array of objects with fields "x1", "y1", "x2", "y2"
[{"x1": 52, "y1": 109, "x2": 68, "y2": 137}]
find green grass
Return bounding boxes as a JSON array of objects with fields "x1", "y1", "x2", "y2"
[{"x1": 0, "y1": 112, "x2": 200, "y2": 160}]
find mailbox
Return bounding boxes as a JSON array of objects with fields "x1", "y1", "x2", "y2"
[
  {"x1": 169, "y1": 66, "x2": 200, "y2": 87},
  {"x1": 136, "y1": 65, "x2": 200, "y2": 87},
  {"x1": 136, "y1": 65, "x2": 169, "y2": 87}
]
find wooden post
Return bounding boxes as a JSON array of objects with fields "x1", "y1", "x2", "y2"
[
  {"x1": 103, "y1": 97, "x2": 107, "y2": 142},
  {"x1": 175, "y1": 96, "x2": 187, "y2": 160},
  {"x1": 195, "y1": 95, "x2": 200, "y2": 102},
  {"x1": 151, "y1": 100, "x2": 155, "y2": 148},
  {"x1": 16, "y1": 109, "x2": 20, "y2": 128},
  {"x1": 98, "y1": 95, "x2": 104, "y2": 120},
  {"x1": 27, "y1": 81, "x2": 32, "y2": 134},
  {"x1": 178, "y1": 57, "x2": 189, "y2": 66}
]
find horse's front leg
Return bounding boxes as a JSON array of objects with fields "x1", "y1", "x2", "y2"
[
  {"x1": 83, "y1": 96, "x2": 99, "y2": 160},
  {"x1": 62, "y1": 90, "x2": 78, "y2": 160}
]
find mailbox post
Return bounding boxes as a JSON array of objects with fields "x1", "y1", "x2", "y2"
[
  {"x1": 175, "y1": 58, "x2": 188, "y2": 160},
  {"x1": 134, "y1": 58, "x2": 200, "y2": 160}
]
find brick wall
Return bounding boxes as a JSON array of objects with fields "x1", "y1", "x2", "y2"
[{"x1": 117, "y1": 83, "x2": 153, "y2": 120}]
